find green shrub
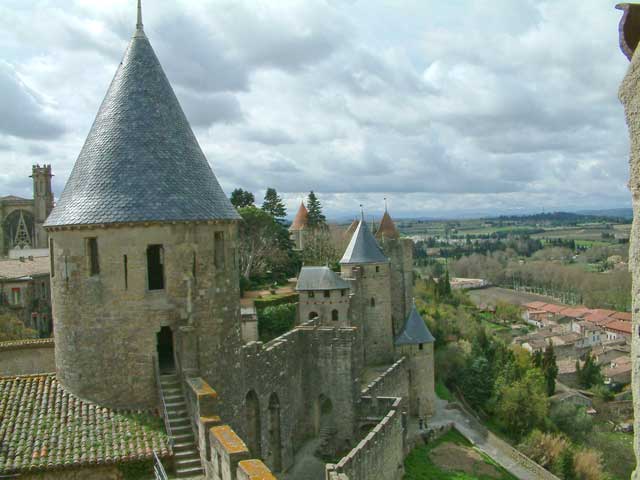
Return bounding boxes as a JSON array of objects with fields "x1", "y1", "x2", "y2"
[
  {"x1": 254, "y1": 293, "x2": 299, "y2": 311},
  {"x1": 259, "y1": 303, "x2": 297, "y2": 341}
]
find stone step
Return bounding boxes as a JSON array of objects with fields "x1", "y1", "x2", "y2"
[
  {"x1": 161, "y1": 384, "x2": 181, "y2": 392},
  {"x1": 164, "y1": 394, "x2": 183, "y2": 402},
  {"x1": 173, "y1": 441, "x2": 197, "y2": 451},
  {"x1": 169, "y1": 417, "x2": 190, "y2": 426},
  {"x1": 173, "y1": 433, "x2": 196, "y2": 443},
  {"x1": 167, "y1": 409, "x2": 188, "y2": 419},
  {"x1": 172, "y1": 424, "x2": 193, "y2": 434},
  {"x1": 175, "y1": 457, "x2": 202, "y2": 469},
  {"x1": 175, "y1": 449, "x2": 200, "y2": 459},
  {"x1": 166, "y1": 401, "x2": 187, "y2": 409},
  {"x1": 176, "y1": 466, "x2": 204, "y2": 478}
]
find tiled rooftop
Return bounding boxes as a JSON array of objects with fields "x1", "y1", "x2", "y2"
[{"x1": 0, "y1": 374, "x2": 170, "y2": 475}]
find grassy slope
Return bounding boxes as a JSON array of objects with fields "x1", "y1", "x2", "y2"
[{"x1": 404, "y1": 430, "x2": 517, "y2": 480}]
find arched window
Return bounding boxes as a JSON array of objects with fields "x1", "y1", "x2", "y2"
[
  {"x1": 370, "y1": 297, "x2": 375, "y2": 307},
  {"x1": 309, "y1": 311, "x2": 318, "y2": 320},
  {"x1": 245, "y1": 391, "x2": 262, "y2": 458},
  {"x1": 332, "y1": 310, "x2": 339, "y2": 322}
]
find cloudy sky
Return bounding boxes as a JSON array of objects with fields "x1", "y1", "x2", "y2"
[{"x1": 0, "y1": 0, "x2": 632, "y2": 219}]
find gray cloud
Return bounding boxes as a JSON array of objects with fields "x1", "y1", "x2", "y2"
[{"x1": 0, "y1": 62, "x2": 65, "y2": 140}]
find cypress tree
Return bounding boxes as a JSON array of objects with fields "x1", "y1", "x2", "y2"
[
  {"x1": 542, "y1": 342, "x2": 558, "y2": 396},
  {"x1": 306, "y1": 191, "x2": 326, "y2": 227},
  {"x1": 262, "y1": 188, "x2": 287, "y2": 219}
]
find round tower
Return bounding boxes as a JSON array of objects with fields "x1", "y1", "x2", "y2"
[
  {"x1": 340, "y1": 214, "x2": 394, "y2": 365},
  {"x1": 395, "y1": 301, "x2": 436, "y2": 418},
  {"x1": 30, "y1": 164, "x2": 53, "y2": 249},
  {"x1": 45, "y1": 3, "x2": 241, "y2": 409}
]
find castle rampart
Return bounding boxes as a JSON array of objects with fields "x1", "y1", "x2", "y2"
[{"x1": 0, "y1": 338, "x2": 55, "y2": 376}]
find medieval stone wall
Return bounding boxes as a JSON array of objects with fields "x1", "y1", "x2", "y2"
[
  {"x1": 380, "y1": 238, "x2": 414, "y2": 336},
  {"x1": 48, "y1": 221, "x2": 240, "y2": 409},
  {"x1": 360, "y1": 357, "x2": 408, "y2": 400},
  {"x1": 0, "y1": 339, "x2": 55, "y2": 376},
  {"x1": 298, "y1": 288, "x2": 351, "y2": 326},
  {"x1": 326, "y1": 397, "x2": 405, "y2": 480}
]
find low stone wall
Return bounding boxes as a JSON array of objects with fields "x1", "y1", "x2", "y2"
[
  {"x1": 0, "y1": 338, "x2": 55, "y2": 376},
  {"x1": 360, "y1": 357, "x2": 407, "y2": 399},
  {"x1": 20, "y1": 465, "x2": 120, "y2": 479},
  {"x1": 326, "y1": 397, "x2": 405, "y2": 480}
]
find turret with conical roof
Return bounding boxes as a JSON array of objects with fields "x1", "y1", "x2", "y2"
[
  {"x1": 46, "y1": 2, "x2": 242, "y2": 409},
  {"x1": 340, "y1": 211, "x2": 394, "y2": 365},
  {"x1": 396, "y1": 300, "x2": 436, "y2": 418},
  {"x1": 289, "y1": 202, "x2": 309, "y2": 250}
]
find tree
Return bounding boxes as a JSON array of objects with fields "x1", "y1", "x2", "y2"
[
  {"x1": 461, "y1": 356, "x2": 493, "y2": 409},
  {"x1": 550, "y1": 403, "x2": 593, "y2": 441},
  {"x1": 576, "y1": 353, "x2": 602, "y2": 389},
  {"x1": 301, "y1": 227, "x2": 339, "y2": 266},
  {"x1": 262, "y1": 188, "x2": 287, "y2": 219},
  {"x1": 495, "y1": 369, "x2": 548, "y2": 439},
  {"x1": 230, "y1": 188, "x2": 255, "y2": 208},
  {"x1": 0, "y1": 312, "x2": 37, "y2": 342},
  {"x1": 542, "y1": 342, "x2": 559, "y2": 396},
  {"x1": 237, "y1": 206, "x2": 294, "y2": 281},
  {"x1": 306, "y1": 191, "x2": 326, "y2": 227}
]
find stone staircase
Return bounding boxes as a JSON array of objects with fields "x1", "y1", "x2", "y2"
[{"x1": 159, "y1": 374, "x2": 205, "y2": 478}]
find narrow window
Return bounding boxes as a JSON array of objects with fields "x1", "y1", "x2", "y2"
[
  {"x1": 123, "y1": 255, "x2": 128, "y2": 290},
  {"x1": 192, "y1": 252, "x2": 197, "y2": 280},
  {"x1": 11, "y1": 288, "x2": 21, "y2": 305},
  {"x1": 375, "y1": 266, "x2": 380, "y2": 273},
  {"x1": 309, "y1": 291, "x2": 315, "y2": 299},
  {"x1": 341, "y1": 289, "x2": 346, "y2": 297},
  {"x1": 86, "y1": 237, "x2": 99, "y2": 276},
  {"x1": 332, "y1": 310, "x2": 339, "y2": 322},
  {"x1": 419, "y1": 343, "x2": 424, "y2": 350},
  {"x1": 371, "y1": 297, "x2": 375, "y2": 307},
  {"x1": 214, "y1": 232, "x2": 225, "y2": 269},
  {"x1": 324, "y1": 290, "x2": 330, "y2": 298},
  {"x1": 147, "y1": 245, "x2": 165, "y2": 290},
  {"x1": 49, "y1": 239, "x2": 55, "y2": 278}
]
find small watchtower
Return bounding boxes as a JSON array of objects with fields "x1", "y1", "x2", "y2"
[
  {"x1": 44, "y1": 2, "x2": 241, "y2": 409},
  {"x1": 395, "y1": 301, "x2": 436, "y2": 418}
]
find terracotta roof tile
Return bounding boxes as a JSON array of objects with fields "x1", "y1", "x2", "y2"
[
  {"x1": 524, "y1": 301, "x2": 547, "y2": 310},
  {"x1": 541, "y1": 304, "x2": 567, "y2": 314},
  {"x1": 0, "y1": 374, "x2": 170, "y2": 475},
  {"x1": 606, "y1": 320, "x2": 632, "y2": 335},
  {"x1": 612, "y1": 311, "x2": 632, "y2": 322},
  {"x1": 375, "y1": 211, "x2": 399, "y2": 240},
  {"x1": 289, "y1": 202, "x2": 309, "y2": 231}
]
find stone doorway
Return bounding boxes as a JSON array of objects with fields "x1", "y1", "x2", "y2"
[{"x1": 156, "y1": 326, "x2": 175, "y2": 374}]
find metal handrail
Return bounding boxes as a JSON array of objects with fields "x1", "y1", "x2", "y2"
[
  {"x1": 153, "y1": 356, "x2": 175, "y2": 450},
  {"x1": 152, "y1": 451, "x2": 169, "y2": 480}
]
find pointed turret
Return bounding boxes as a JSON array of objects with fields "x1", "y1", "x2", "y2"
[
  {"x1": 45, "y1": 0, "x2": 238, "y2": 227},
  {"x1": 376, "y1": 210, "x2": 399, "y2": 240},
  {"x1": 340, "y1": 213, "x2": 387, "y2": 264},
  {"x1": 395, "y1": 301, "x2": 435, "y2": 346},
  {"x1": 289, "y1": 202, "x2": 309, "y2": 232}
]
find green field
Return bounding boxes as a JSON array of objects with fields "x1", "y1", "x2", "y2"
[
  {"x1": 404, "y1": 429, "x2": 517, "y2": 480},
  {"x1": 585, "y1": 426, "x2": 635, "y2": 480}
]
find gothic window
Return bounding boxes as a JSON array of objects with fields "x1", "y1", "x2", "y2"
[
  {"x1": 332, "y1": 310, "x2": 339, "y2": 321},
  {"x1": 375, "y1": 266, "x2": 380, "y2": 273},
  {"x1": 370, "y1": 297, "x2": 375, "y2": 307},
  {"x1": 147, "y1": 245, "x2": 165, "y2": 290},
  {"x1": 214, "y1": 232, "x2": 225, "y2": 269},
  {"x1": 341, "y1": 289, "x2": 346, "y2": 297},
  {"x1": 86, "y1": 238, "x2": 99, "y2": 276},
  {"x1": 323, "y1": 290, "x2": 330, "y2": 298}
]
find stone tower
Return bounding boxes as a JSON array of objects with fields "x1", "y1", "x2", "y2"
[
  {"x1": 30, "y1": 164, "x2": 54, "y2": 249},
  {"x1": 340, "y1": 214, "x2": 394, "y2": 365},
  {"x1": 44, "y1": 2, "x2": 241, "y2": 409},
  {"x1": 395, "y1": 301, "x2": 435, "y2": 418},
  {"x1": 376, "y1": 207, "x2": 413, "y2": 337}
]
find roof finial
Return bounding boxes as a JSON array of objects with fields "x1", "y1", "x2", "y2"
[
  {"x1": 360, "y1": 204, "x2": 364, "y2": 221},
  {"x1": 384, "y1": 197, "x2": 388, "y2": 212},
  {"x1": 136, "y1": 0, "x2": 143, "y2": 31}
]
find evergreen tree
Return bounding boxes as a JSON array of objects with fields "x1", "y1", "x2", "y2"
[
  {"x1": 306, "y1": 191, "x2": 326, "y2": 227},
  {"x1": 533, "y1": 350, "x2": 543, "y2": 369},
  {"x1": 559, "y1": 450, "x2": 575, "y2": 480},
  {"x1": 230, "y1": 188, "x2": 255, "y2": 208},
  {"x1": 262, "y1": 188, "x2": 287, "y2": 219},
  {"x1": 577, "y1": 353, "x2": 602, "y2": 389},
  {"x1": 542, "y1": 342, "x2": 559, "y2": 396}
]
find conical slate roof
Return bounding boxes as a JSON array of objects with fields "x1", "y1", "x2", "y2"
[
  {"x1": 45, "y1": 8, "x2": 239, "y2": 227},
  {"x1": 340, "y1": 216, "x2": 388, "y2": 264},
  {"x1": 375, "y1": 210, "x2": 399, "y2": 240},
  {"x1": 395, "y1": 301, "x2": 435, "y2": 345},
  {"x1": 289, "y1": 202, "x2": 309, "y2": 231}
]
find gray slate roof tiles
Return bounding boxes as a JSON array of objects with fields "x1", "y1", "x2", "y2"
[
  {"x1": 295, "y1": 266, "x2": 350, "y2": 291},
  {"x1": 395, "y1": 302, "x2": 436, "y2": 345},
  {"x1": 340, "y1": 218, "x2": 388, "y2": 264},
  {"x1": 44, "y1": 26, "x2": 239, "y2": 227}
]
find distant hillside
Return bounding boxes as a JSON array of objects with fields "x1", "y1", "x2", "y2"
[
  {"x1": 493, "y1": 211, "x2": 631, "y2": 225},
  {"x1": 577, "y1": 208, "x2": 633, "y2": 219}
]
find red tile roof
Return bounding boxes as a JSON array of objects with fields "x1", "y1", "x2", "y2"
[
  {"x1": 541, "y1": 304, "x2": 567, "y2": 314},
  {"x1": 0, "y1": 374, "x2": 171, "y2": 475},
  {"x1": 375, "y1": 211, "x2": 399, "y2": 240},
  {"x1": 584, "y1": 313, "x2": 616, "y2": 326},
  {"x1": 524, "y1": 301, "x2": 547, "y2": 310},
  {"x1": 611, "y1": 312, "x2": 632, "y2": 322},
  {"x1": 591, "y1": 309, "x2": 617, "y2": 318},
  {"x1": 606, "y1": 321, "x2": 633, "y2": 335},
  {"x1": 559, "y1": 307, "x2": 591, "y2": 319},
  {"x1": 289, "y1": 202, "x2": 309, "y2": 231}
]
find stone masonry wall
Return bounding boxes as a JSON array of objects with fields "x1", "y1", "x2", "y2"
[
  {"x1": 380, "y1": 238, "x2": 414, "y2": 336},
  {"x1": 0, "y1": 339, "x2": 55, "y2": 376},
  {"x1": 360, "y1": 357, "x2": 408, "y2": 401},
  {"x1": 326, "y1": 397, "x2": 405, "y2": 480},
  {"x1": 48, "y1": 221, "x2": 241, "y2": 409},
  {"x1": 298, "y1": 288, "x2": 351, "y2": 326}
]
